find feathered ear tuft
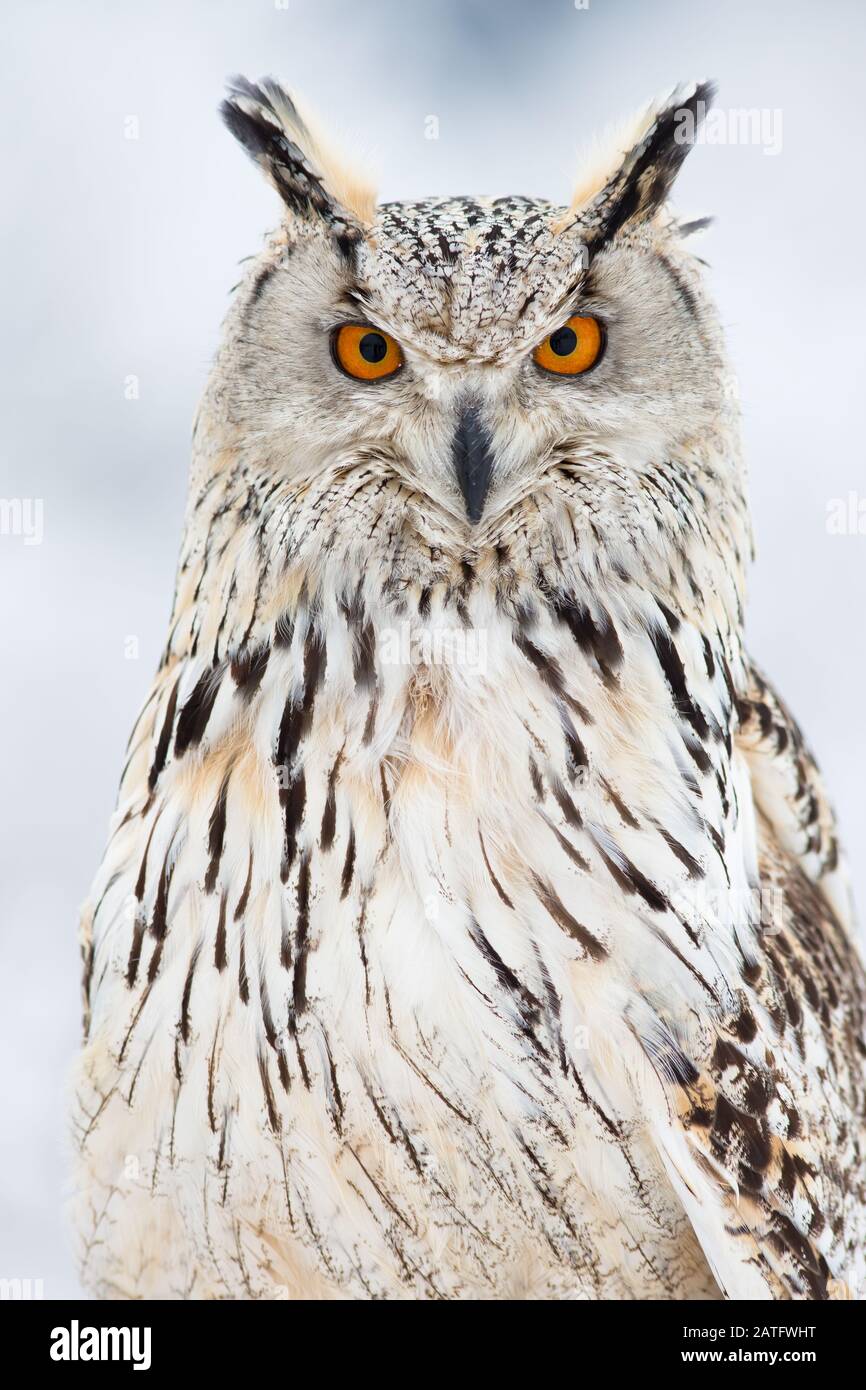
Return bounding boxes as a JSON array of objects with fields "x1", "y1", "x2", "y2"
[
  {"x1": 220, "y1": 76, "x2": 377, "y2": 240},
  {"x1": 554, "y1": 81, "x2": 716, "y2": 246}
]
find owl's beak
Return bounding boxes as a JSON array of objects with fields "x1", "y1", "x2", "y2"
[{"x1": 452, "y1": 403, "x2": 495, "y2": 524}]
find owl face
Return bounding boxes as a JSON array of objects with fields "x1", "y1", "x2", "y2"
[{"x1": 215, "y1": 78, "x2": 739, "y2": 579}]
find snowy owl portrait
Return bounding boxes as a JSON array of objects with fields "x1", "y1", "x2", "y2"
[{"x1": 72, "y1": 76, "x2": 866, "y2": 1302}]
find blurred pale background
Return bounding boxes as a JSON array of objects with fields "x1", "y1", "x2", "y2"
[{"x1": 1, "y1": 0, "x2": 864, "y2": 1297}]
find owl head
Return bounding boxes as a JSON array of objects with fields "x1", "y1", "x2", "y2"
[{"x1": 206, "y1": 77, "x2": 744, "y2": 606}]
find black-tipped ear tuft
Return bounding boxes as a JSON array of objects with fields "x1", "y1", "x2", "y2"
[
  {"x1": 221, "y1": 75, "x2": 337, "y2": 224},
  {"x1": 220, "y1": 76, "x2": 376, "y2": 240},
  {"x1": 582, "y1": 81, "x2": 716, "y2": 250}
]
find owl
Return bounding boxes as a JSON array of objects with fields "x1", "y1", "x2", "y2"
[{"x1": 72, "y1": 76, "x2": 866, "y2": 1301}]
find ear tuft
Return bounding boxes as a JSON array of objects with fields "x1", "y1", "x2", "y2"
[
  {"x1": 555, "y1": 81, "x2": 716, "y2": 247},
  {"x1": 221, "y1": 76, "x2": 377, "y2": 235}
]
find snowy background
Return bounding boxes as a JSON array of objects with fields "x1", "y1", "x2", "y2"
[{"x1": 2, "y1": 0, "x2": 864, "y2": 1297}]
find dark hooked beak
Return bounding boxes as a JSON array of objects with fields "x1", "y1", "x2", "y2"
[{"x1": 452, "y1": 403, "x2": 495, "y2": 524}]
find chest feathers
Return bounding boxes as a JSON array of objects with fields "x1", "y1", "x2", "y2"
[{"x1": 75, "y1": 454, "x2": 764, "y2": 1299}]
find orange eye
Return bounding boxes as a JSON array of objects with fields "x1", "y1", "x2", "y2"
[
  {"x1": 332, "y1": 323, "x2": 403, "y2": 381},
  {"x1": 533, "y1": 315, "x2": 604, "y2": 376}
]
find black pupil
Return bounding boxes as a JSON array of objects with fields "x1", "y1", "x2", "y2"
[
  {"x1": 359, "y1": 332, "x2": 388, "y2": 363},
  {"x1": 549, "y1": 325, "x2": 577, "y2": 357}
]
